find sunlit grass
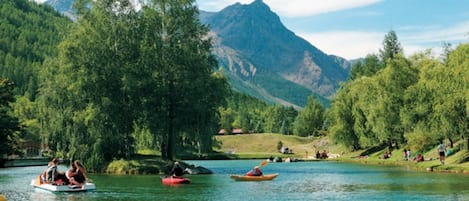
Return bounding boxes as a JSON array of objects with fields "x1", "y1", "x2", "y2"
[{"x1": 215, "y1": 133, "x2": 469, "y2": 174}]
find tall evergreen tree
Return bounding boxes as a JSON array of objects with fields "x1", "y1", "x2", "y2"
[
  {"x1": 0, "y1": 0, "x2": 70, "y2": 98},
  {"x1": 379, "y1": 30, "x2": 403, "y2": 64},
  {"x1": 0, "y1": 79, "x2": 21, "y2": 156}
]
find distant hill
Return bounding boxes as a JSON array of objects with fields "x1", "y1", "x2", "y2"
[
  {"x1": 0, "y1": 0, "x2": 71, "y2": 97},
  {"x1": 38, "y1": 0, "x2": 352, "y2": 108},
  {"x1": 200, "y1": 0, "x2": 351, "y2": 107}
]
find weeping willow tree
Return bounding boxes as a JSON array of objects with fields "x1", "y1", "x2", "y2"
[
  {"x1": 328, "y1": 36, "x2": 469, "y2": 153},
  {"x1": 38, "y1": 0, "x2": 140, "y2": 171},
  {"x1": 38, "y1": 0, "x2": 228, "y2": 170}
]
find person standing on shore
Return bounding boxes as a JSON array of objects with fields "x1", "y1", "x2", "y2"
[{"x1": 437, "y1": 142, "x2": 446, "y2": 164}]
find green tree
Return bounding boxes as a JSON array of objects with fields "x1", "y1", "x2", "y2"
[
  {"x1": 0, "y1": 0, "x2": 70, "y2": 98},
  {"x1": 39, "y1": 0, "x2": 140, "y2": 170},
  {"x1": 379, "y1": 30, "x2": 403, "y2": 64},
  {"x1": 433, "y1": 44, "x2": 469, "y2": 148},
  {"x1": 327, "y1": 84, "x2": 360, "y2": 151},
  {"x1": 138, "y1": 0, "x2": 228, "y2": 159},
  {"x1": 294, "y1": 96, "x2": 325, "y2": 137},
  {"x1": 328, "y1": 31, "x2": 418, "y2": 150},
  {"x1": 400, "y1": 53, "x2": 442, "y2": 151},
  {"x1": 349, "y1": 76, "x2": 380, "y2": 147},
  {"x1": 349, "y1": 54, "x2": 382, "y2": 80},
  {"x1": 219, "y1": 107, "x2": 235, "y2": 135},
  {"x1": 368, "y1": 56, "x2": 418, "y2": 146},
  {"x1": 12, "y1": 96, "x2": 40, "y2": 143},
  {"x1": 0, "y1": 79, "x2": 21, "y2": 156}
]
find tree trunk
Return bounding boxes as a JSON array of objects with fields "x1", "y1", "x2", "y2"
[{"x1": 166, "y1": 81, "x2": 175, "y2": 161}]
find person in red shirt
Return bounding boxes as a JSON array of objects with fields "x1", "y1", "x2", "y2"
[{"x1": 245, "y1": 166, "x2": 263, "y2": 176}]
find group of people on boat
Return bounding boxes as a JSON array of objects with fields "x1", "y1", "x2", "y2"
[{"x1": 40, "y1": 158, "x2": 89, "y2": 187}]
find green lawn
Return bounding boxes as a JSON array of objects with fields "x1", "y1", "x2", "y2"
[
  {"x1": 214, "y1": 133, "x2": 345, "y2": 159},
  {"x1": 107, "y1": 134, "x2": 469, "y2": 175},
  {"x1": 215, "y1": 133, "x2": 469, "y2": 173}
]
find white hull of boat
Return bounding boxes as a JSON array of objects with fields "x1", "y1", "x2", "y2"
[{"x1": 30, "y1": 179, "x2": 96, "y2": 192}]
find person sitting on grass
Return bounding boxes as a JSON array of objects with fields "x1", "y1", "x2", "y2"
[{"x1": 415, "y1": 154, "x2": 424, "y2": 162}]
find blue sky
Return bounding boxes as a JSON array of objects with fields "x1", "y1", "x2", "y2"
[{"x1": 196, "y1": 0, "x2": 469, "y2": 60}]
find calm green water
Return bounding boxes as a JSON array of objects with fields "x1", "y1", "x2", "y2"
[{"x1": 1, "y1": 160, "x2": 469, "y2": 201}]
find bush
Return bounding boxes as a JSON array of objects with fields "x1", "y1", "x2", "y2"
[
  {"x1": 106, "y1": 159, "x2": 137, "y2": 174},
  {"x1": 277, "y1": 141, "x2": 283, "y2": 152}
]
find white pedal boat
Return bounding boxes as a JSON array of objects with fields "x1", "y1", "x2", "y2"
[{"x1": 31, "y1": 179, "x2": 96, "y2": 192}]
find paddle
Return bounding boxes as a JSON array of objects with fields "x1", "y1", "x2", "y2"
[{"x1": 259, "y1": 160, "x2": 268, "y2": 167}]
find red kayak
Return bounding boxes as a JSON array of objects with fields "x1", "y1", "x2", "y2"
[{"x1": 162, "y1": 176, "x2": 191, "y2": 185}]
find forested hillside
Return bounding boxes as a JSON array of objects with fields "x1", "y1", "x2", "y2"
[
  {"x1": 0, "y1": 0, "x2": 70, "y2": 160},
  {"x1": 0, "y1": 0, "x2": 70, "y2": 98}
]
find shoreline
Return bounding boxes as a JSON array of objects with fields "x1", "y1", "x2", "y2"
[
  {"x1": 189, "y1": 151, "x2": 469, "y2": 175},
  {"x1": 329, "y1": 156, "x2": 469, "y2": 174},
  {"x1": 0, "y1": 157, "x2": 49, "y2": 168}
]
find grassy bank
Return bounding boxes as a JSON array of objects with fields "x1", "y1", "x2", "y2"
[
  {"x1": 337, "y1": 144, "x2": 469, "y2": 174},
  {"x1": 106, "y1": 133, "x2": 469, "y2": 174},
  {"x1": 214, "y1": 133, "x2": 336, "y2": 159},
  {"x1": 215, "y1": 133, "x2": 469, "y2": 174}
]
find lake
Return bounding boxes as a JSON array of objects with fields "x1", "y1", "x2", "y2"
[{"x1": 1, "y1": 160, "x2": 468, "y2": 201}]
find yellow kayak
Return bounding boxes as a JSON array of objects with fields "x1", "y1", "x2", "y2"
[{"x1": 230, "y1": 173, "x2": 278, "y2": 181}]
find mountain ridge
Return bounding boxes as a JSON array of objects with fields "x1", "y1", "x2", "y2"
[{"x1": 201, "y1": 0, "x2": 351, "y2": 106}]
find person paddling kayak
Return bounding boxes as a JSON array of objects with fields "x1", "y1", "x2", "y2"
[
  {"x1": 170, "y1": 162, "x2": 185, "y2": 177},
  {"x1": 245, "y1": 166, "x2": 263, "y2": 176}
]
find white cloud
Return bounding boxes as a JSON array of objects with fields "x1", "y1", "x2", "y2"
[
  {"x1": 396, "y1": 21, "x2": 469, "y2": 59},
  {"x1": 298, "y1": 21, "x2": 469, "y2": 60},
  {"x1": 266, "y1": 0, "x2": 383, "y2": 17},
  {"x1": 196, "y1": 0, "x2": 383, "y2": 17},
  {"x1": 196, "y1": 0, "x2": 253, "y2": 11},
  {"x1": 33, "y1": 0, "x2": 47, "y2": 3},
  {"x1": 400, "y1": 21, "x2": 469, "y2": 45},
  {"x1": 298, "y1": 31, "x2": 384, "y2": 60},
  {"x1": 298, "y1": 21, "x2": 469, "y2": 59}
]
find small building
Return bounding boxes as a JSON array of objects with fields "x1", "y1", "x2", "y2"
[
  {"x1": 217, "y1": 128, "x2": 244, "y2": 135},
  {"x1": 22, "y1": 140, "x2": 42, "y2": 157}
]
